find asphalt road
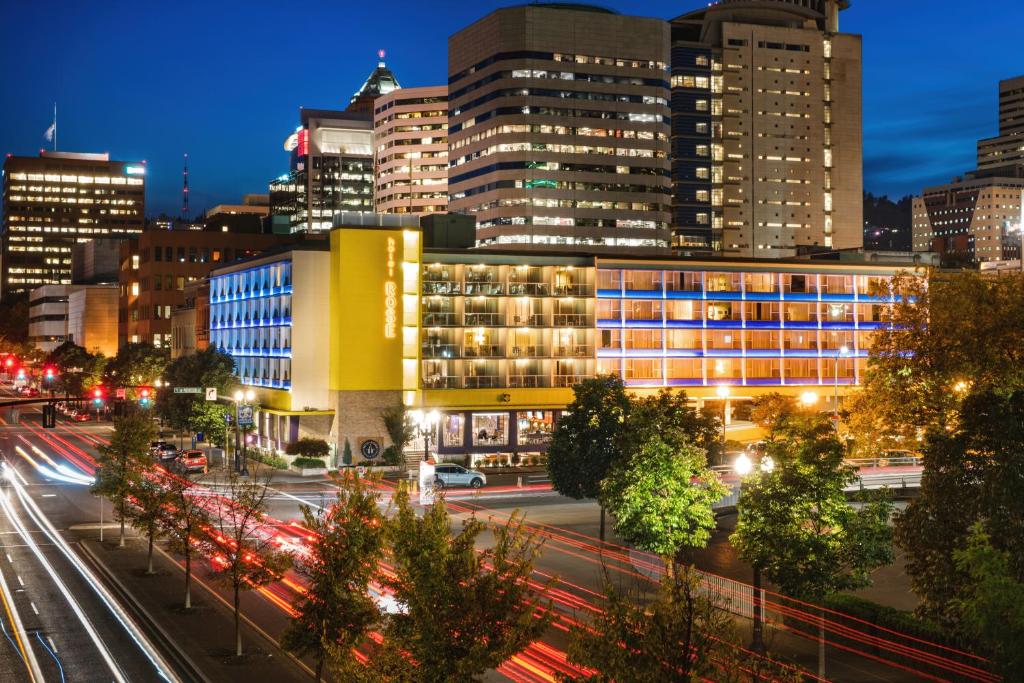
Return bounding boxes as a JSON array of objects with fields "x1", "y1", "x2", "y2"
[{"x1": 0, "y1": 399, "x2": 177, "y2": 682}]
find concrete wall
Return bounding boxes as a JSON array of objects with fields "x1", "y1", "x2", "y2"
[{"x1": 67, "y1": 286, "x2": 118, "y2": 357}]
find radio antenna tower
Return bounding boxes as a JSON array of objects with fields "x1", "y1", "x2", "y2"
[{"x1": 182, "y1": 153, "x2": 190, "y2": 220}]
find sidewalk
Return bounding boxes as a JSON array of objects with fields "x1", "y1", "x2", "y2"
[{"x1": 73, "y1": 531, "x2": 311, "y2": 683}]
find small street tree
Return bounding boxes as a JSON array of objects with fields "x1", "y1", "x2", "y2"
[
  {"x1": 600, "y1": 436, "x2": 727, "y2": 570},
  {"x1": 126, "y1": 474, "x2": 172, "y2": 574},
  {"x1": 93, "y1": 411, "x2": 156, "y2": 546},
  {"x1": 158, "y1": 347, "x2": 236, "y2": 432},
  {"x1": 566, "y1": 565, "x2": 802, "y2": 683},
  {"x1": 730, "y1": 416, "x2": 894, "y2": 677},
  {"x1": 188, "y1": 400, "x2": 229, "y2": 448},
  {"x1": 282, "y1": 471, "x2": 386, "y2": 681},
  {"x1": 750, "y1": 392, "x2": 797, "y2": 443},
  {"x1": 103, "y1": 342, "x2": 169, "y2": 390},
  {"x1": 547, "y1": 375, "x2": 631, "y2": 541},
  {"x1": 378, "y1": 485, "x2": 552, "y2": 682},
  {"x1": 208, "y1": 473, "x2": 293, "y2": 657},
  {"x1": 625, "y1": 389, "x2": 722, "y2": 461},
  {"x1": 46, "y1": 340, "x2": 107, "y2": 397},
  {"x1": 381, "y1": 403, "x2": 413, "y2": 465},
  {"x1": 159, "y1": 475, "x2": 210, "y2": 610}
]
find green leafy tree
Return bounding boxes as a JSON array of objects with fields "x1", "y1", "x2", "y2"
[
  {"x1": 341, "y1": 438, "x2": 352, "y2": 466},
  {"x1": 896, "y1": 390, "x2": 1024, "y2": 625},
  {"x1": 566, "y1": 565, "x2": 802, "y2": 683},
  {"x1": 625, "y1": 389, "x2": 723, "y2": 462},
  {"x1": 126, "y1": 475, "x2": 171, "y2": 574},
  {"x1": 46, "y1": 340, "x2": 107, "y2": 397},
  {"x1": 953, "y1": 525, "x2": 1024, "y2": 679},
  {"x1": 600, "y1": 437, "x2": 727, "y2": 569},
  {"x1": 377, "y1": 485, "x2": 552, "y2": 682},
  {"x1": 103, "y1": 342, "x2": 169, "y2": 391},
  {"x1": 285, "y1": 438, "x2": 331, "y2": 459},
  {"x1": 283, "y1": 471, "x2": 386, "y2": 681},
  {"x1": 730, "y1": 415, "x2": 894, "y2": 677},
  {"x1": 93, "y1": 412, "x2": 155, "y2": 547},
  {"x1": 158, "y1": 475, "x2": 210, "y2": 610},
  {"x1": 750, "y1": 392, "x2": 798, "y2": 443},
  {"x1": 158, "y1": 347, "x2": 236, "y2": 432},
  {"x1": 548, "y1": 375, "x2": 630, "y2": 540},
  {"x1": 188, "y1": 401, "x2": 229, "y2": 448},
  {"x1": 208, "y1": 473, "x2": 293, "y2": 657},
  {"x1": 381, "y1": 403, "x2": 413, "y2": 465}
]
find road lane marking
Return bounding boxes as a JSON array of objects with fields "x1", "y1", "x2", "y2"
[
  {"x1": 16, "y1": 575, "x2": 23, "y2": 587},
  {"x1": 29, "y1": 602, "x2": 38, "y2": 615},
  {"x1": 47, "y1": 636, "x2": 57, "y2": 653}
]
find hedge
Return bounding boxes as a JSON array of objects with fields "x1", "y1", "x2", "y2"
[{"x1": 291, "y1": 457, "x2": 327, "y2": 469}]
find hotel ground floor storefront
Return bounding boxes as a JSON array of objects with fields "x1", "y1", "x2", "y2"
[{"x1": 209, "y1": 224, "x2": 918, "y2": 465}]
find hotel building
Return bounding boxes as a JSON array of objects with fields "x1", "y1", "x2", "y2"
[
  {"x1": 210, "y1": 221, "x2": 913, "y2": 464},
  {"x1": 373, "y1": 86, "x2": 449, "y2": 215},
  {"x1": 1, "y1": 151, "x2": 145, "y2": 298},
  {"x1": 976, "y1": 76, "x2": 1024, "y2": 177},
  {"x1": 446, "y1": 4, "x2": 673, "y2": 253},
  {"x1": 669, "y1": 0, "x2": 863, "y2": 256}
]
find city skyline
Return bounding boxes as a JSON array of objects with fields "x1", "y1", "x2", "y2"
[{"x1": 1, "y1": 0, "x2": 1022, "y2": 217}]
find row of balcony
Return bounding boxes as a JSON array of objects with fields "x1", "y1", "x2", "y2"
[
  {"x1": 422, "y1": 374, "x2": 589, "y2": 389},
  {"x1": 422, "y1": 312, "x2": 592, "y2": 327},
  {"x1": 422, "y1": 344, "x2": 593, "y2": 359},
  {"x1": 423, "y1": 282, "x2": 593, "y2": 297}
]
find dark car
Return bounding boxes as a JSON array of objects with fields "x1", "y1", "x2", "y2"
[{"x1": 151, "y1": 442, "x2": 179, "y2": 462}]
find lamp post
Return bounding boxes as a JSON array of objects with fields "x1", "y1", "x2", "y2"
[
  {"x1": 834, "y1": 345, "x2": 850, "y2": 423},
  {"x1": 734, "y1": 452, "x2": 775, "y2": 653},
  {"x1": 232, "y1": 389, "x2": 256, "y2": 476},
  {"x1": 799, "y1": 391, "x2": 819, "y2": 409},
  {"x1": 409, "y1": 409, "x2": 440, "y2": 462}
]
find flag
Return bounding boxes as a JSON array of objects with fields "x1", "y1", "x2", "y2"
[{"x1": 44, "y1": 121, "x2": 55, "y2": 142}]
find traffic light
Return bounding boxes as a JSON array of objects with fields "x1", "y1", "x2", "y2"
[
  {"x1": 3, "y1": 357, "x2": 14, "y2": 370},
  {"x1": 92, "y1": 386, "x2": 105, "y2": 407},
  {"x1": 139, "y1": 387, "x2": 151, "y2": 407},
  {"x1": 43, "y1": 366, "x2": 56, "y2": 381}
]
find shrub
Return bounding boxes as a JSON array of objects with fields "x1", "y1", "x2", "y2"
[
  {"x1": 382, "y1": 445, "x2": 403, "y2": 466},
  {"x1": 249, "y1": 450, "x2": 288, "y2": 470},
  {"x1": 821, "y1": 593, "x2": 974, "y2": 654},
  {"x1": 292, "y1": 457, "x2": 327, "y2": 469},
  {"x1": 285, "y1": 438, "x2": 330, "y2": 459}
]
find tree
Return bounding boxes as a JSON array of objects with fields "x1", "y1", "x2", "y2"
[
  {"x1": 103, "y1": 342, "x2": 169, "y2": 391},
  {"x1": 159, "y1": 475, "x2": 210, "y2": 610},
  {"x1": 46, "y1": 340, "x2": 107, "y2": 397},
  {"x1": 381, "y1": 403, "x2": 413, "y2": 465},
  {"x1": 600, "y1": 436, "x2": 727, "y2": 569},
  {"x1": 566, "y1": 565, "x2": 802, "y2": 683},
  {"x1": 93, "y1": 412, "x2": 156, "y2": 546},
  {"x1": 187, "y1": 401, "x2": 230, "y2": 448},
  {"x1": 548, "y1": 375, "x2": 630, "y2": 541},
  {"x1": 0, "y1": 295, "x2": 30, "y2": 345},
  {"x1": 895, "y1": 390, "x2": 1024, "y2": 625},
  {"x1": 952, "y1": 525, "x2": 1024, "y2": 679},
  {"x1": 283, "y1": 471, "x2": 386, "y2": 681},
  {"x1": 625, "y1": 389, "x2": 722, "y2": 462},
  {"x1": 126, "y1": 474, "x2": 171, "y2": 574},
  {"x1": 378, "y1": 485, "x2": 552, "y2": 682},
  {"x1": 341, "y1": 438, "x2": 352, "y2": 466},
  {"x1": 159, "y1": 347, "x2": 236, "y2": 432},
  {"x1": 750, "y1": 392, "x2": 798, "y2": 443},
  {"x1": 208, "y1": 473, "x2": 293, "y2": 657},
  {"x1": 730, "y1": 415, "x2": 894, "y2": 676}
]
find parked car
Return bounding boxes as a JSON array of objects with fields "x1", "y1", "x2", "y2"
[
  {"x1": 173, "y1": 450, "x2": 208, "y2": 475},
  {"x1": 151, "y1": 442, "x2": 179, "y2": 462},
  {"x1": 73, "y1": 411, "x2": 92, "y2": 422},
  {"x1": 434, "y1": 464, "x2": 486, "y2": 489}
]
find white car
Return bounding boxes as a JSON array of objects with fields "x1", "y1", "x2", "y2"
[{"x1": 434, "y1": 464, "x2": 487, "y2": 489}]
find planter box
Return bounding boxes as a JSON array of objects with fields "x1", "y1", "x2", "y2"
[{"x1": 289, "y1": 466, "x2": 329, "y2": 477}]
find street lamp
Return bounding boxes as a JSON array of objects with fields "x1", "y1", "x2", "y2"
[
  {"x1": 799, "y1": 391, "x2": 819, "y2": 408},
  {"x1": 833, "y1": 345, "x2": 850, "y2": 423},
  {"x1": 734, "y1": 452, "x2": 775, "y2": 653},
  {"x1": 232, "y1": 389, "x2": 257, "y2": 476},
  {"x1": 409, "y1": 409, "x2": 440, "y2": 462}
]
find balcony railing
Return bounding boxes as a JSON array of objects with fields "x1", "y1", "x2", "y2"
[
  {"x1": 462, "y1": 344, "x2": 503, "y2": 358},
  {"x1": 464, "y1": 376, "x2": 502, "y2": 389},
  {"x1": 509, "y1": 345, "x2": 548, "y2": 357},
  {"x1": 423, "y1": 312, "x2": 456, "y2": 326},
  {"x1": 554, "y1": 284, "x2": 592, "y2": 296},
  {"x1": 422, "y1": 375, "x2": 460, "y2": 389},
  {"x1": 554, "y1": 374, "x2": 588, "y2": 387},
  {"x1": 421, "y1": 343, "x2": 459, "y2": 358},
  {"x1": 509, "y1": 313, "x2": 545, "y2": 326},
  {"x1": 553, "y1": 313, "x2": 591, "y2": 327},
  {"x1": 422, "y1": 281, "x2": 461, "y2": 295},
  {"x1": 508, "y1": 375, "x2": 549, "y2": 388},
  {"x1": 509, "y1": 283, "x2": 550, "y2": 296},
  {"x1": 464, "y1": 282, "x2": 504, "y2": 296},
  {"x1": 464, "y1": 313, "x2": 502, "y2": 326},
  {"x1": 553, "y1": 345, "x2": 593, "y2": 357}
]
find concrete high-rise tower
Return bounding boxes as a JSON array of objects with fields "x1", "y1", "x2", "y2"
[{"x1": 669, "y1": 0, "x2": 862, "y2": 257}]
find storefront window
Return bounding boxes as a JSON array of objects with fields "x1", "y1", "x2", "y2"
[
  {"x1": 442, "y1": 413, "x2": 464, "y2": 448},
  {"x1": 517, "y1": 411, "x2": 554, "y2": 446},
  {"x1": 472, "y1": 413, "x2": 509, "y2": 446}
]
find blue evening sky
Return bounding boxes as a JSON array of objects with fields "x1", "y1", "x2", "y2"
[{"x1": 2, "y1": 0, "x2": 1021, "y2": 217}]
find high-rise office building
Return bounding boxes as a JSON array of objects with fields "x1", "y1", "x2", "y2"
[
  {"x1": 270, "y1": 57, "x2": 401, "y2": 232},
  {"x1": 913, "y1": 74, "x2": 1024, "y2": 264},
  {"x1": 447, "y1": 4, "x2": 673, "y2": 253},
  {"x1": 669, "y1": 0, "x2": 862, "y2": 257},
  {"x1": 373, "y1": 85, "x2": 449, "y2": 215},
  {"x1": 976, "y1": 76, "x2": 1024, "y2": 177},
  {"x1": 1, "y1": 151, "x2": 145, "y2": 298}
]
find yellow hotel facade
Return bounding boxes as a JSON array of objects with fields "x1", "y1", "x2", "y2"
[{"x1": 207, "y1": 224, "x2": 917, "y2": 464}]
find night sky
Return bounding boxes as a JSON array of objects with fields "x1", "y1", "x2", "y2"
[{"x1": 2, "y1": 0, "x2": 1022, "y2": 218}]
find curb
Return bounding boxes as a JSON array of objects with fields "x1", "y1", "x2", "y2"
[{"x1": 77, "y1": 539, "x2": 212, "y2": 683}]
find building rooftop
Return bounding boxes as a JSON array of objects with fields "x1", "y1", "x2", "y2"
[{"x1": 347, "y1": 51, "x2": 400, "y2": 112}]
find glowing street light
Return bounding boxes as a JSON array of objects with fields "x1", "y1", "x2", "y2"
[
  {"x1": 799, "y1": 391, "x2": 819, "y2": 407},
  {"x1": 410, "y1": 409, "x2": 441, "y2": 462},
  {"x1": 733, "y1": 453, "x2": 752, "y2": 476}
]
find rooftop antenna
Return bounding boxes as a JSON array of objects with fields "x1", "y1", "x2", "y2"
[{"x1": 182, "y1": 153, "x2": 190, "y2": 220}]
